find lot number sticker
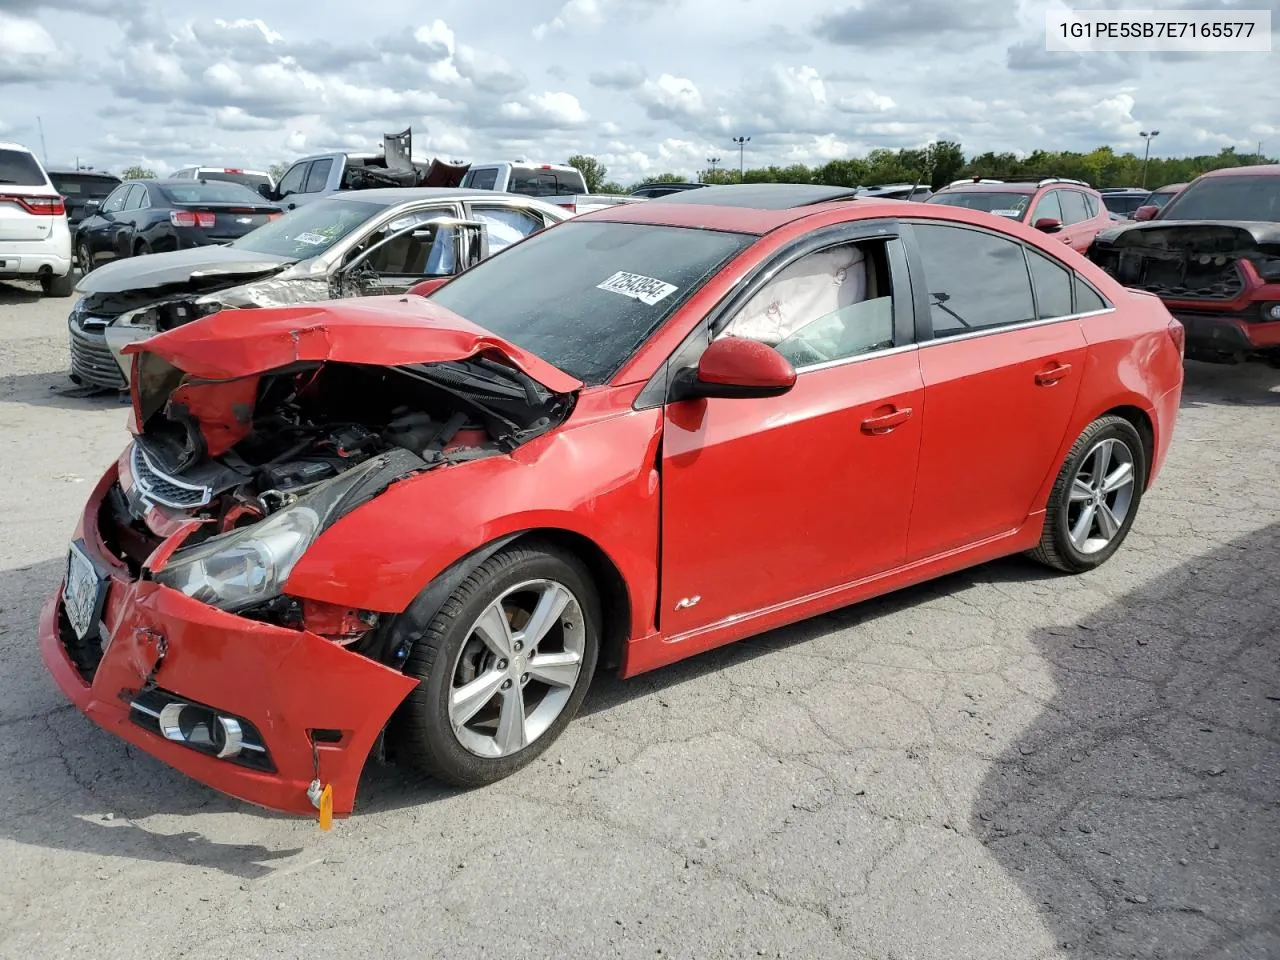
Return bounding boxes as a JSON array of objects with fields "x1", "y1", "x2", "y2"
[{"x1": 596, "y1": 271, "x2": 678, "y2": 306}]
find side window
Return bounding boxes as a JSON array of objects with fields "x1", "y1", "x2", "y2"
[
  {"x1": 354, "y1": 210, "x2": 458, "y2": 277},
  {"x1": 1031, "y1": 190, "x2": 1063, "y2": 224},
  {"x1": 1082, "y1": 192, "x2": 1100, "y2": 218},
  {"x1": 464, "y1": 168, "x2": 499, "y2": 190},
  {"x1": 276, "y1": 162, "x2": 308, "y2": 197},
  {"x1": 121, "y1": 185, "x2": 145, "y2": 210},
  {"x1": 100, "y1": 185, "x2": 130, "y2": 214},
  {"x1": 470, "y1": 205, "x2": 542, "y2": 251},
  {"x1": 1025, "y1": 247, "x2": 1074, "y2": 319},
  {"x1": 914, "y1": 223, "x2": 1035, "y2": 336},
  {"x1": 717, "y1": 239, "x2": 896, "y2": 368},
  {"x1": 304, "y1": 158, "x2": 333, "y2": 193},
  {"x1": 1074, "y1": 276, "x2": 1109, "y2": 313},
  {"x1": 1059, "y1": 190, "x2": 1089, "y2": 225}
]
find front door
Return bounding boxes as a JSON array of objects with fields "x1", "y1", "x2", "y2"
[
  {"x1": 659, "y1": 233, "x2": 925, "y2": 636},
  {"x1": 903, "y1": 221, "x2": 1088, "y2": 559}
]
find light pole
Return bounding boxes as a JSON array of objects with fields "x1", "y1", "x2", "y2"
[
  {"x1": 732, "y1": 136, "x2": 750, "y2": 181},
  {"x1": 705, "y1": 156, "x2": 720, "y2": 182},
  {"x1": 1139, "y1": 129, "x2": 1160, "y2": 188}
]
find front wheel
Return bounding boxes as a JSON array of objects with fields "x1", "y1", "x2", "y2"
[
  {"x1": 390, "y1": 542, "x2": 600, "y2": 786},
  {"x1": 1029, "y1": 415, "x2": 1147, "y2": 573}
]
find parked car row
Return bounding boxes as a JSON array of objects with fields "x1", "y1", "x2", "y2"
[
  {"x1": 42, "y1": 181, "x2": 1187, "y2": 822},
  {"x1": 926, "y1": 176, "x2": 1114, "y2": 252}
]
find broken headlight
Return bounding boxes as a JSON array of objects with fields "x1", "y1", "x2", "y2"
[{"x1": 155, "y1": 504, "x2": 321, "y2": 612}]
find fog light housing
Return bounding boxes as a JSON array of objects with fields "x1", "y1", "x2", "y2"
[
  {"x1": 157, "y1": 702, "x2": 245, "y2": 758},
  {"x1": 1261, "y1": 302, "x2": 1280, "y2": 322}
]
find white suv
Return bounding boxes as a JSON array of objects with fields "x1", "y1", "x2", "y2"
[{"x1": 0, "y1": 142, "x2": 74, "y2": 297}]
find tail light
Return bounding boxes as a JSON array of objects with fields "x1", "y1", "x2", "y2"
[
  {"x1": 554, "y1": 199, "x2": 576, "y2": 214},
  {"x1": 267, "y1": 212, "x2": 282, "y2": 220},
  {"x1": 170, "y1": 210, "x2": 216, "y2": 228},
  {"x1": 1168, "y1": 317, "x2": 1185, "y2": 357},
  {"x1": 1, "y1": 194, "x2": 65, "y2": 215}
]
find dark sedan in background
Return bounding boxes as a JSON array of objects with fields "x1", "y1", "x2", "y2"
[
  {"x1": 74, "y1": 179, "x2": 281, "y2": 271},
  {"x1": 46, "y1": 170, "x2": 121, "y2": 234}
]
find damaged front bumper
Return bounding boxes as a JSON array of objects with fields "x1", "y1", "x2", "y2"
[{"x1": 39, "y1": 465, "x2": 419, "y2": 818}]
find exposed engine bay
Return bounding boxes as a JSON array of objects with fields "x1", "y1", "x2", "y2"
[
  {"x1": 1088, "y1": 223, "x2": 1280, "y2": 300},
  {"x1": 101, "y1": 359, "x2": 571, "y2": 573}
]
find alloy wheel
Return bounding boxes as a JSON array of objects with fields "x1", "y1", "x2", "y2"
[
  {"x1": 447, "y1": 579, "x2": 585, "y2": 758},
  {"x1": 1066, "y1": 437, "x2": 1136, "y2": 554}
]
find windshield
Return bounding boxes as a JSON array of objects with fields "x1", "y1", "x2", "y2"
[
  {"x1": 49, "y1": 174, "x2": 119, "y2": 197},
  {"x1": 230, "y1": 198, "x2": 387, "y2": 259},
  {"x1": 1147, "y1": 189, "x2": 1179, "y2": 209},
  {"x1": 927, "y1": 191, "x2": 1031, "y2": 219},
  {"x1": 430, "y1": 221, "x2": 754, "y2": 385},
  {"x1": 158, "y1": 181, "x2": 268, "y2": 204},
  {"x1": 0, "y1": 149, "x2": 48, "y2": 186},
  {"x1": 1101, "y1": 194, "x2": 1146, "y2": 217},
  {"x1": 1159, "y1": 175, "x2": 1280, "y2": 222}
]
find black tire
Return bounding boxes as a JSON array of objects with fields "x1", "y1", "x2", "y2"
[
  {"x1": 1029, "y1": 415, "x2": 1147, "y2": 573},
  {"x1": 133, "y1": 240, "x2": 151, "y2": 257},
  {"x1": 389, "y1": 541, "x2": 600, "y2": 786},
  {"x1": 41, "y1": 270, "x2": 75, "y2": 298},
  {"x1": 77, "y1": 241, "x2": 95, "y2": 273}
]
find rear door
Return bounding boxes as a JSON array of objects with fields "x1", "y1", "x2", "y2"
[
  {"x1": 903, "y1": 220, "x2": 1087, "y2": 560},
  {"x1": 463, "y1": 201, "x2": 547, "y2": 252},
  {"x1": 1058, "y1": 189, "x2": 1095, "y2": 252}
]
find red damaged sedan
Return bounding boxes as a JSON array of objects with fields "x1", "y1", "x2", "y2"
[{"x1": 41, "y1": 184, "x2": 1185, "y2": 819}]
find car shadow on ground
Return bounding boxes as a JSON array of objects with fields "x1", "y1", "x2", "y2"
[
  {"x1": 0, "y1": 370, "x2": 126, "y2": 410},
  {"x1": 973, "y1": 524, "x2": 1280, "y2": 958},
  {"x1": 1181, "y1": 359, "x2": 1280, "y2": 407},
  {"x1": 0, "y1": 281, "x2": 42, "y2": 305}
]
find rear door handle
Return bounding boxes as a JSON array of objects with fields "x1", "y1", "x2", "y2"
[
  {"x1": 861, "y1": 407, "x2": 913, "y2": 434},
  {"x1": 1035, "y1": 362, "x2": 1073, "y2": 386}
]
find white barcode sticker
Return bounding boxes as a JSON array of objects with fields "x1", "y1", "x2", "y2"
[{"x1": 596, "y1": 270, "x2": 678, "y2": 306}]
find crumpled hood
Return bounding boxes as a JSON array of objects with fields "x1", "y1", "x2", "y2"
[
  {"x1": 1095, "y1": 220, "x2": 1280, "y2": 253},
  {"x1": 75, "y1": 244, "x2": 296, "y2": 295},
  {"x1": 123, "y1": 294, "x2": 584, "y2": 395}
]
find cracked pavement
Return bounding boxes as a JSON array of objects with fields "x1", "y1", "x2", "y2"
[{"x1": 1, "y1": 282, "x2": 1277, "y2": 959}]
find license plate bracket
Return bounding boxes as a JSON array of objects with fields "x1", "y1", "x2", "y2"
[{"x1": 64, "y1": 540, "x2": 108, "y2": 642}]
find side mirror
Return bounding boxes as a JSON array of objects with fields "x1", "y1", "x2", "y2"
[
  {"x1": 83, "y1": 200, "x2": 101, "y2": 215},
  {"x1": 257, "y1": 183, "x2": 274, "y2": 200},
  {"x1": 1134, "y1": 204, "x2": 1158, "y2": 221},
  {"x1": 670, "y1": 337, "x2": 797, "y2": 401},
  {"x1": 1033, "y1": 217, "x2": 1063, "y2": 233}
]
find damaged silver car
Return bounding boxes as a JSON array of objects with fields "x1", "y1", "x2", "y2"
[{"x1": 68, "y1": 188, "x2": 571, "y2": 390}]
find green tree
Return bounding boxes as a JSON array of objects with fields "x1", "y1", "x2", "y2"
[
  {"x1": 269, "y1": 162, "x2": 287, "y2": 183},
  {"x1": 599, "y1": 180, "x2": 627, "y2": 194},
  {"x1": 628, "y1": 172, "x2": 687, "y2": 190},
  {"x1": 566, "y1": 154, "x2": 608, "y2": 192},
  {"x1": 925, "y1": 141, "x2": 965, "y2": 188},
  {"x1": 120, "y1": 165, "x2": 156, "y2": 180}
]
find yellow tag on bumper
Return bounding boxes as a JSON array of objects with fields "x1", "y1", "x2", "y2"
[{"x1": 318, "y1": 784, "x2": 333, "y2": 832}]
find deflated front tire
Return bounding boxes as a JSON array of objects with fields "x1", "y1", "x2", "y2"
[{"x1": 388, "y1": 540, "x2": 600, "y2": 786}]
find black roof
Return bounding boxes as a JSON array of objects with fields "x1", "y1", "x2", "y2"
[{"x1": 649, "y1": 183, "x2": 863, "y2": 209}]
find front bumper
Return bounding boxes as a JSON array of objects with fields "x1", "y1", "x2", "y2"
[
  {"x1": 39, "y1": 466, "x2": 419, "y2": 817},
  {"x1": 67, "y1": 314, "x2": 128, "y2": 389}
]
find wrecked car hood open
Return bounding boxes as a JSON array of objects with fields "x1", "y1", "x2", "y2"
[
  {"x1": 76, "y1": 244, "x2": 295, "y2": 296},
  {"x1": 1093, "y1": 220, "x2": 1280, "y2": 253},
  {"x1": 123, "y1": 295, "x2": 584, "y2": 395}
]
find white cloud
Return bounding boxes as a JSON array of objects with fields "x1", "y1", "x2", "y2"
[{"x1": 0, "y1": 13, "x2": 65, "y2": 82}]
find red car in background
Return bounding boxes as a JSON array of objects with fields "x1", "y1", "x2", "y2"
[
  {"x1": 1133, "y1": 182, "x2": 1188, "y2": 221},
  {"x1": 40, "y1": 184, "x2": 1185, "y2": 818},
  {"x1": 1089, "y1": 165, "x2": 1280, "y2": 364},
  {"x1": 927, "y1": 177, "x2": 1114, "y2": 252}
]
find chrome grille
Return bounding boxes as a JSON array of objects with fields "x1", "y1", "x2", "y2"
[
  {"x1": 130, "y1": 443, "x2": 212, "y2": 509},
  {"x1": 68, "y1": 318, "x2": 126, "y2": 389}
]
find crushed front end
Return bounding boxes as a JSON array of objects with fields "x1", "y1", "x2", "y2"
[
  {"x1": 41, "y1": 305, "x2": 578, "y2": 816},
  {"x1": 1088, "y1": 222, "x2": 1280, "y2": 364}
]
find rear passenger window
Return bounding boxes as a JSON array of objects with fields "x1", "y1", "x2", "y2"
[
  {"x1": 1059, "y1": 190, "x2": 1089, "y2": 224},
  {"x1": 1074, "y1": 276, "x2": 1109, "y2": 313},
  {"x1": 304, "y1": 159, "x2": 333, "y2": 193},
  {"x1": 914, "y1": 224, "x2": 1035, "y2": 337},
  {"x1": 1026, "y1": 248, "x2": 1073, "y2": 319},
  {"x1": 1083, "y1": 192, "x2": 1100, "y2": 218}
]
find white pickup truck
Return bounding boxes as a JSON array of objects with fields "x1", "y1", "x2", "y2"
[{"x1": 459, "y1": 162, "x2": 644, "y2": 215}]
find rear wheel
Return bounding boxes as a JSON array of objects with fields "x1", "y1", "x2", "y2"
[
  {"x1": 133, "y1": 240, "x2": 151, "y2": 257},
  {"x1": 1030, "y1": 415, "x2": 1146, "y2": 573},
  {"x1": 77, "y1": 241, "x2": 95, "y2": 273},
  {"x1": 41, "y1": 270, "x2": 75, "y2": 298},
  {"x1": 390, "y1": 542, "x2": 600, "y2": 786}
]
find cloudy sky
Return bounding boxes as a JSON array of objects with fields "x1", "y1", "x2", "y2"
[{"x1": 1, "y1": 0, "x2": 1275, "y2": 183}]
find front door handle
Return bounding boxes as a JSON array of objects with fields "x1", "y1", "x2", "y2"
[
  {"x1": 861, "y1": 406, "x2": 913, "y2": 434},
  {"x1": 1035, "y1": 362, "x2": 1073, "y2": 386}
]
